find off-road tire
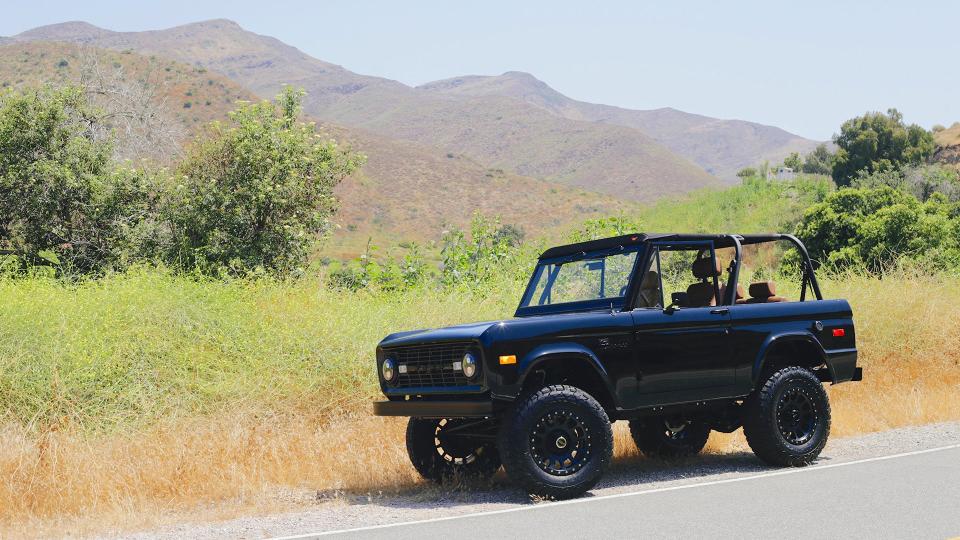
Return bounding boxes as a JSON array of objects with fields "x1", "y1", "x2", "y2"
[
  {"x1": 629, "y1": 417, "x2": 710, "y2": 459},
  {"x1": 498, "y1": 385, "x2": 613, "y2": 500},
  {"x1": 743, "y1": 366, "x2": 831, "y2": 467},
  {"x1": 406, "y1": 418, "x2": 501, "y2": 483}
]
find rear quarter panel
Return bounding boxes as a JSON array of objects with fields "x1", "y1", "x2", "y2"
[{"x1": 729, "y1": 299, "x2": 857, "y2": 392}]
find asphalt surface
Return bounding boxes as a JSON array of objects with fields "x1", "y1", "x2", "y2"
[{"x1": 286, "y1": 445, "x2": 960, "y2": 540}]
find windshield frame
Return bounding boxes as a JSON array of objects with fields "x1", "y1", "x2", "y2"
[{"x1": 515, "y1": 244, "x2": 646, "y2": 317}]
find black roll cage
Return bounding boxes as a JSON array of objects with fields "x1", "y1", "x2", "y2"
[
  {"x1": 623, "y1": 233, "x2": 822, "y2": 309},
  {"x1": 517, "y1": 233, "x2": 823, "y2": 315}
]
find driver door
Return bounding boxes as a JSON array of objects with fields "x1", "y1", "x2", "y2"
[{"x1": 629, "y1": 243, "x2": 736, "y2": 407}]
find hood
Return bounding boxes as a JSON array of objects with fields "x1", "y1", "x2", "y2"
[{"x1": 379, "y1": 320, "x2": 501, "y2": 348}]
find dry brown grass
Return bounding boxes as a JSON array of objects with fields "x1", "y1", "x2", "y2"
[{"x1": 2, "y1": 271, "x2": 959, "y2": 538}]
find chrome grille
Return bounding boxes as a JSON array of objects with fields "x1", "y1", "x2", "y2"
[{"x1": 386, "y1": 342, "x2": 473, "y2": 388}]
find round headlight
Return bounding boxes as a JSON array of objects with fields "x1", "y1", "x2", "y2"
[
  {"x1": 462, "y1": 352, "x2": 478, "y2": 379},
  {"x1": 382, "y1": 358, "x2": 396, "y2": 382}
]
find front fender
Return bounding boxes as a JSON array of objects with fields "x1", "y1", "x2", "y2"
[
  {"x1": 491, "y1": 342, "x2": 615, "y2": 401},
  {"x1": 752, "y1": 332, "x2": 831, "y2": 383},
  {"x1": 519, "y1": 342, "x2": 608, "y2": 377}
]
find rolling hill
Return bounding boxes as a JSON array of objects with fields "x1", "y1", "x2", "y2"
[
  {"x1": 418, "y1": 71, "x2": 820, "y2": 180},
  {"x1": 3, "y1": 20, "x2": 721, "y2": 200},
  {"x1": 0, "y1": 41, "x2": 633, "y2": 257}
]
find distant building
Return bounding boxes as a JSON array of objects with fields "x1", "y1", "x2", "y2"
[{"x1": 775, "y1": 166, "x2": 796, "y2": 180}]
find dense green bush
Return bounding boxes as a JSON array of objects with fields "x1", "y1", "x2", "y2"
[
  {"x1": 796, "y1": 186, "x2": 960, "y2": 271},
  {"x1": 167, "y1": 88, "x2": 362, "y2": 276},
  {"x1": 0, "y1": 86, "x2": 164, "y2": 274}
]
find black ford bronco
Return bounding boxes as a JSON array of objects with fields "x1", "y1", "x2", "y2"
[{"x1": 373, "y1": 233, "x2": 861, "y2": 499}]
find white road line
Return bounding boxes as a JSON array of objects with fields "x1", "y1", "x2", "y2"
[{"x1": 269, "y1": 443, "x2": 960, "y2": 540}]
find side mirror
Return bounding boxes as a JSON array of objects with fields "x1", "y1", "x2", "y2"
[{"x1": 665, "y1": 292, "x2": 687, "y2": 313}]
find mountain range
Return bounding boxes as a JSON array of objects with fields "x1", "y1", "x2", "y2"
[{"x1": 1, "y1": 19, "x2": 823, "y2": 254}]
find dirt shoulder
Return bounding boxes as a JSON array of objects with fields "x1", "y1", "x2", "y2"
[{"x1": 111, "y1": 421, "x2": 960, "y2": 540}]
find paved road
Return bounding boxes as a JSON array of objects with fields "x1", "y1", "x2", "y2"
[{"x1": 290, "y1": 445, "x2": 960, "y2": 540}]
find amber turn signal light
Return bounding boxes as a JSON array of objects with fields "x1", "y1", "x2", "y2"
[{"x1": 499, "y1": 355, "x2": 517, "y2": 365}]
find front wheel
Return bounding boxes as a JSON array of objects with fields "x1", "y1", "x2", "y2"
[
  {"x1": 498, "y1": 385, "x2": 613, "y2": 500},
  {"x1": 406, "y1": 417, "x2": 501, "y2": 482},
  {"x1": 743, "y1": 366, "x2": 831, "y2": 466}
]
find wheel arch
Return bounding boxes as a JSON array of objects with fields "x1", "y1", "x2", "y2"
[
  {"x1": 517, "y1": 344, "x2": 617, "y2": 415},
  {"x1": 753, "y1": 332, "x2": 835, "y2": 385}
]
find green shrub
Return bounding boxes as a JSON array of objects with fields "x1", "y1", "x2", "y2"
[
  {"x1": 440, "y1": 213, "x2": 526, "y2": 286},
  {"x1": 851, "y1": 164, "x2": 960, "y2": 202},
  {"x1": 796, "y1": 186, "x2": 960, "y2": 271},
  {"x1": 166, "y1": 88, "x2": 363, "y2": 276}
]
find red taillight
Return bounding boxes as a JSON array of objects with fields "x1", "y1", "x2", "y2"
[{"x1": 832, "y1": 328, "x2": 846, "y2": 337}]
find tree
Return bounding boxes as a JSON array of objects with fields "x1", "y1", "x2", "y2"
[
  {"x1": 831, "y1": 108, "x2": 935, "y2": 187},
  {"x1": 783, "y1": 152, "x2": 802, "y2": 171},
  {"x1": 166, "y1": 87, "x2": 363, "y2": 275},
  {"x1": 0, "y1": 86, "x2": 163, "y2": 274},
  {"x1": 801, "y1": 144, "x2": 834, "y2": 175},
  {"x1": 737, "y1": 167, "x2": 758, "y2": 179},
  {"x1": 77, "y1": 48, "x2": 186, "y2": 163}
]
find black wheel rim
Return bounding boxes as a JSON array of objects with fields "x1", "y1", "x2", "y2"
[
  {"x1": 776, "y1": 387, "x2": 818, "y2": 445},
  {"x1": 529, "y1": 409, "x2": 592, "y2": 476},
  {"x1": 434, "y1": 419, "x2": 490, "y2": 465}
]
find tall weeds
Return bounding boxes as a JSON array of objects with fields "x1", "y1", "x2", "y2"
[{"x1": 1, "y1": 269, "x2": 958, "y2": 535}]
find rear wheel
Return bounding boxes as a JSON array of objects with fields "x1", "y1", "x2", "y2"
[
  {"x1": 406, "y1": 417, "x2": 501, "y2": 482},
  {"x1": 629, "y1": 417, "x2": 710, "y2": 459},
  {"x1": 743, "y1": 366, "x2": 831, "y2": 466},
  {"x1": 498, "y1": 385, "x2": 613, "y2": 499}
]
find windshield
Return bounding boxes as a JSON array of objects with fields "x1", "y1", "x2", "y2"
[{"x1": 519, "y1": 249, "x2": 640, "y2": 308}]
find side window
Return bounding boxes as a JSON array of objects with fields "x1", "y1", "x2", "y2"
[{"x1": 653, "y1": 244, "x2": 722, "y2": 308}]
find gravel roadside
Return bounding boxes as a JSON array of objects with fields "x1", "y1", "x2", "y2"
[{"x1": 111, "y1": 421, "x2": 960, "y2": 540}]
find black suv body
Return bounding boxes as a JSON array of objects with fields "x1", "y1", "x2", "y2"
[{"x1": 373, "y1": 233, "x2": 861, "y2": 498}]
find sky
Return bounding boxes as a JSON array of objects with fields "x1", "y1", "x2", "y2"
[{"x1": 2, "y1": 0, "x2": 958, "y2": 140}]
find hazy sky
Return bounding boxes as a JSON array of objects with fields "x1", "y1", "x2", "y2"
[{"x1": 3, "y1": 0, "x2": 958, "y2": 140}]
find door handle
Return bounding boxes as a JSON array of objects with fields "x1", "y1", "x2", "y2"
[{"x1": 709, "y1": 308, "x2": 729, "y2": 315}]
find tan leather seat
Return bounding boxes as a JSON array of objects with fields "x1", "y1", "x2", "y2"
[
  {"x1": 636, "y1": 270, "x2": 661, "y2": 308},
  {"x1": 744, "y1": 281, "x2": 788, "y2": 303},
  {"x1": 720, "y1": 283, "x2": 746, "y2": 304},
  {"x1": 686, "y1": 258, "x2": 722, "y2": 307}
]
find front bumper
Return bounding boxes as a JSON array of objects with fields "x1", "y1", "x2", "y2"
[{"x1": 372, "y1": 400, "x2": 495, "y2": 418}]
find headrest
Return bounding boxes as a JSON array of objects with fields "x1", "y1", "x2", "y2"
[
  {"x1": 691, "y1": 258, "x2": 722, "y2": 279},
  {"x1": 749, "y1": 281, "x2": 777, "y2": 298},
  {"x1": 640, "y1": 270, "x2": 659, "y2": 290}
]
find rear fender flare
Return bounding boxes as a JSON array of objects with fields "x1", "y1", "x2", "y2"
[{"x1": 752, "y1": 332, "x2": 833, "y2": 384}]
